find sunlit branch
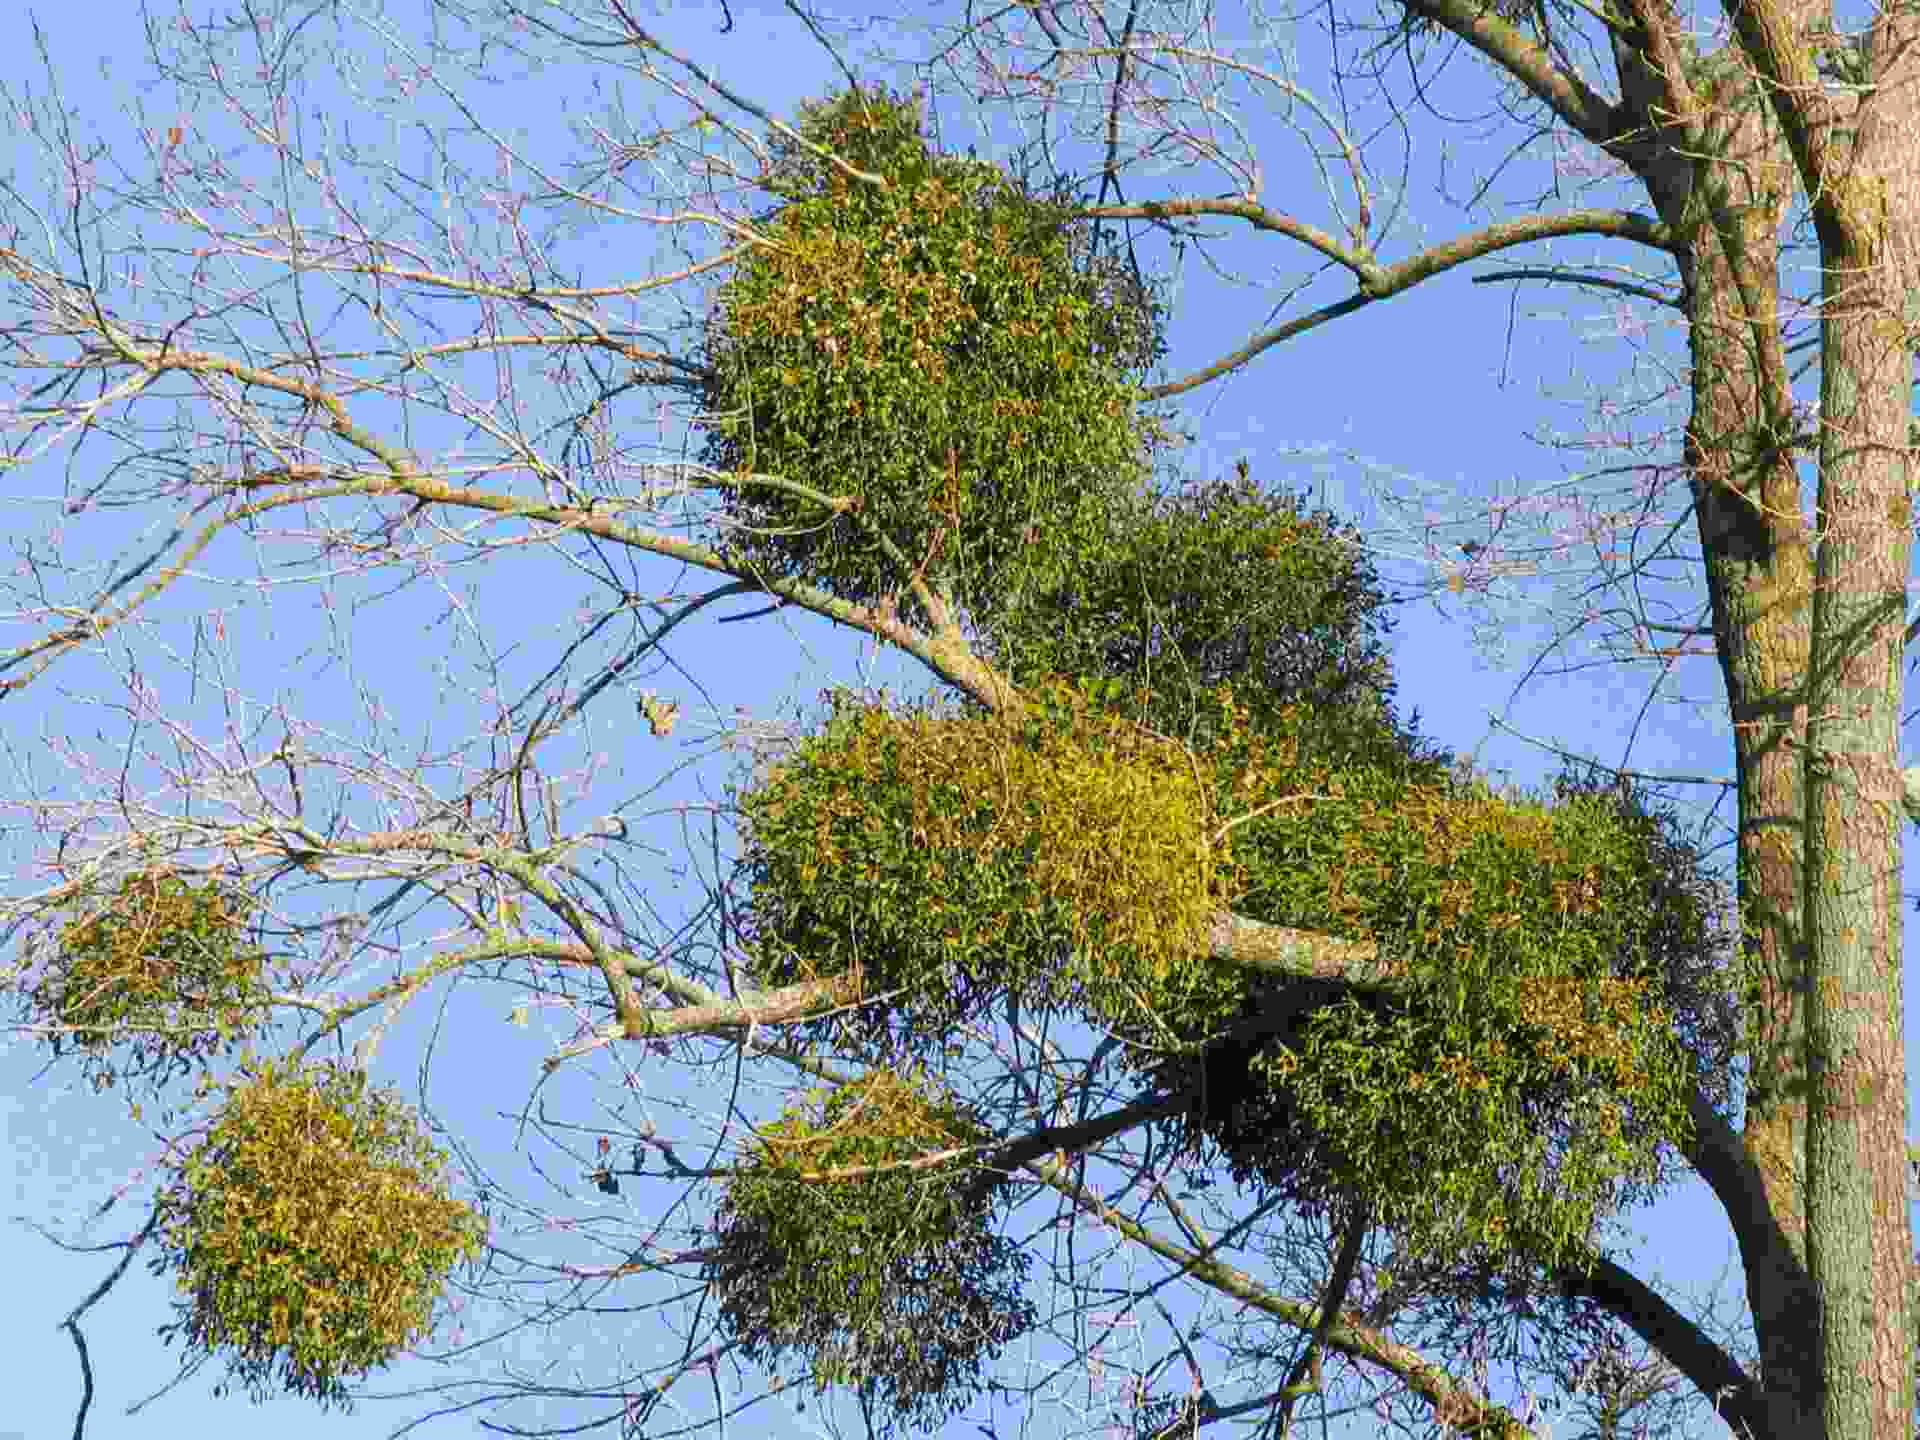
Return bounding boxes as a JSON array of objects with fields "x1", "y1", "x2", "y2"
[
  {"x1": 0, "y1": 445, "x2": 1017, "y2": 710},
  {"x1": 1089, "y1": 206, "x2": 1678, "y2": 399},
  {"x1": 1205, "y1": 912, "x2": 1394, "y2": 987}
]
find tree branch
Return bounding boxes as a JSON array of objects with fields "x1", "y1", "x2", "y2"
[
  {"x1": 1395, "y1": 0, "x2": 1624, "y2": 144},
  {"x1": 54, "y1": 1203, "x2": 165, "y2": 1440},
  {"x1": 1472, "y1": 267, "x2": 1684, "y2": 308},
  {"x1": 974, "y1": 1094, "x2": 1185, "y2": 1198},
  {"x1": 1098, "y1": 206, "x2": 1678, "y2": 399},
  {"x1": 1556, "y1": 1254, "x2": 1763, "y2": 1437},
  {"x1": 1205, "y1": 912, "x2": 1396, "y2": 987},
  {"x1": 1031, "y1": 1157, "x2": 1532, "y2": 1438},
  {"x1": 1276, "y1": 1204, "x2": 1369, "y2": 1433},
  {"x1": 1709, "y1": 0, "x2": 1845, "y2": 217}
]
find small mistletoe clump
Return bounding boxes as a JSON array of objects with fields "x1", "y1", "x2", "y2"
[
  {"x1": 705, "y1": 1068, "x2": 1034, "y2": 1432},
  {"x1": 150, "y1": 1058, "x2": 488, "y2": 1409},
  {"x1": 20, "y1": 867, "x2": 269, "y2": 1092}
]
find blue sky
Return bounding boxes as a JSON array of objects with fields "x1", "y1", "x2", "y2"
[{"x1": 1, "y1": 0, "x2": 1905, "y2": 1437}]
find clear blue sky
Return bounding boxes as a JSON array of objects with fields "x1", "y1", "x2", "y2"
[{"x1": 2, "y1": 1, "x2": 1907, "y2": 1437}]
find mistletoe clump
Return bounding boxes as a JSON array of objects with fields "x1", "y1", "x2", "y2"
[
  {"x1": 20, "y1": 867, "x2": 269, "y2": 1092},
  {"x1": 150, "y1": 1058, "x2": 487, "y2": 1409},
  {"x1": 697, "y1": 85, "x2": 1168, "y2": 626},
  {"x1": 743, "y1": 671, "x2": 1722, "y2": 1275},
  {"x1": 705, "y1": 1068, "x2": 1034, "y2": 1431},
  {"x1": 737, "y1": 681, "x2": 1243, "y2": 1054},
  {"x1": 983, "y1": 475, "x2": 1410, "y2": 745},
  {"x1": 1169, "y1": 719, "x2": 1724, "y2": 1270}
]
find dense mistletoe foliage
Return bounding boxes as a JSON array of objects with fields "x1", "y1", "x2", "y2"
[
  {"x1": 1185, "y1": 720, "x2": 1717, "y2": 1266},
  {"x1": 983, "y1": 474, "x2": 1411, "y2": 743},
  {"x1": 739, "y1": 681, "x2": 1240, "y2": 1053},
  {"x1": 737, "y1": 680, "x2": 1726, "y2": 1275},
  {"x1": 696, "y1": 86, "x2": 1169, "y2": 627},
  {"x1": 20, "y1": 868, "x2": 269, "y2": 1093},
  {"x1": 150, "y1": 1059, "x2": 487, "y2": 1408},
  {"x1": 705, "y1": 1069, "x2": 1034, "y2": 1430}
]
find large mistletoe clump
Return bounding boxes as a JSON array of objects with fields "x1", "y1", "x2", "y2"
[
  {"x1": 738, "y1": 681, "x2": 1726, "y2": 1274},
  {"x1": 697, "y1": 86, "x2": 1169, "y2": 628}
]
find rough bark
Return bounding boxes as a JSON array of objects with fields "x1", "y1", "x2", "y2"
[
  {"x1": 1576, "y1": 0, "x2": 1920, "y2": 1427},
  {"x1": 1795, "y1": 11, "x2": 1920, "y2": 1429}
]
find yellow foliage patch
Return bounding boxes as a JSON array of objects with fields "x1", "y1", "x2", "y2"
[
  {"x1": 152, "y1": 1059, "x2": 487, "y2": 1408},
  {"x1": 740, "y1": 682, "x2": 1242, "y2": 1045}
]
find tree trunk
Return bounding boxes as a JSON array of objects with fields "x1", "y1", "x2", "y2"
[
  {"x1": 1798, "y1": 45, "x2": 1919, "y2": 1433},
  {"x1": 1617, "y1": 7, "x2": 1918, "y2": 1432}
]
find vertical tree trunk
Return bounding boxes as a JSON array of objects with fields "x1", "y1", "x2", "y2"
[
  {"x1": 1621, "y1": 57, "x2": 1821, "y2": 1432},
  {"x1": 1686, "y1": 259, "x2": 1823, "y2": 1434},
  {"x1": 1622, "y1": 8, "x2": 1918, "y2": 1426},
  {"x1": 1799, "y1": 45, "x2": 1920, "y2": 1433}
]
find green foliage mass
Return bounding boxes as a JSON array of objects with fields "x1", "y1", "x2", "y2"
[
  {"x1": 705, "y1": 1068, "x2": 1034, "y2": 1432},
  {"x1": 1185, "y1": 697, "x2": 1720, "y2": 1266},
  {"x1": 739, "y1": 676, "x2": 1725, "y2": 1273},
  {"x1": 150, "y1": 1058, "x2": 487, "y2": 1409},
  {"x1": 18, "y1": 868, "x2": 269, "y2": 1092},
  {"x1": 738, "y1": 680, "x2": 1243, "y2": 1054},
  {"x1": 983, "y1": 474, "x2": 1414, "y2": 746},
  {"x1": 696, "y1": 86, "x2": 1168, "y2": 626},
  {"x1": 726, "y1": 371, "x2": 1733, "y2": 1269}
]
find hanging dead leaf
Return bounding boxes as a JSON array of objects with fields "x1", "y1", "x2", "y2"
[{"x1": 640, "y1": 693, "x2": 680, "y2": 738}]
